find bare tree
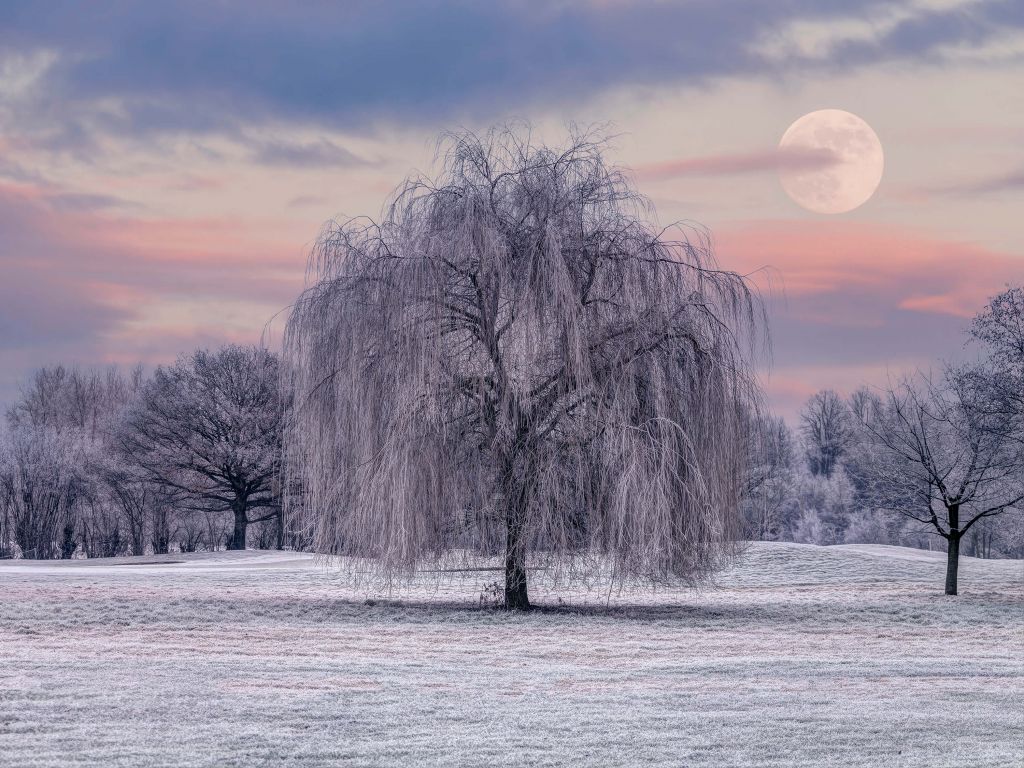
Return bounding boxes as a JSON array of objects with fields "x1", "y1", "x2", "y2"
[
  {"x1": 964, "y1": 285, "x2": 1024, "y2": 441},
  {"x1": 6, "y1": 366, "x2": 74, "y2": 430},
  {"x1": 858, "y1": 373, "x2": 1024, "y2": 595},
  {"x1": 800, "y1": 389, "x2": 853, "y2": 477},
  {"x1": 120, "y1": 345, "x2": 283, "y2": 551},
  {"x1": 5, "y1": 365, "x2": 146, "y2": 557},
  {"x1": 0, "y1": 426, "x2": 85, "y2": 559},
  {"x1": 283, "y1": 126, "x2": 762, "y2": 609},
  {"x1": 96, "y1": 461, "x2": 164, "y2": 556},
  {"x1": 848, "y1": 386, "x2": 884, "y2": 426},
  {"x1": 742, "y1": 413, "x2": 795, "y2": 540}
]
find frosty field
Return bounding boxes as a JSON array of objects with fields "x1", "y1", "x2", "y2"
[{"x1": 1, "y1": 543, "x2": 1021, "y2": 768}]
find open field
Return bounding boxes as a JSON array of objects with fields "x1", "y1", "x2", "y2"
[{"x1": 1, "y1": 543, "x2": 1021, "y2": 767}]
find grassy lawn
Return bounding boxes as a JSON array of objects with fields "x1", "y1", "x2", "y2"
[{"x1": 1, "y1": 543, "x2": 1021, "y2": 767}]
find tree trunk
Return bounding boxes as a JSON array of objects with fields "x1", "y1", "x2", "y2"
[
  {"x1": 503, "y1": 490, "x2": 530, "y2": 611},
  {"x1": 228, "y1": 500, "x2": 247, "y2": 551},
  {"x1": 60, "y1": 521, "x2": 77, "y2": 559},
  {"x1": 944, "y1": 503, "x2": 960, "y2": 596},
  {"x1": 945, "y1": 534, "x2": 960, "y2": 596},
  {"x1": 275, "y1": 510, "x2": 284, "y2": 551},
  {"x1": 504, "y1": 523, "x2": 530, "y2": 610}
]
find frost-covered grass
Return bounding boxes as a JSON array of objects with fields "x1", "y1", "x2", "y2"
[{"x1": 0, "y1": 542, "x2": 1021, "y2": 767}]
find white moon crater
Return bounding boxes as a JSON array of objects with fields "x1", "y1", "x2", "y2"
[{"x1": 777, "y1": 109, "x2": 884, "y2": 214}]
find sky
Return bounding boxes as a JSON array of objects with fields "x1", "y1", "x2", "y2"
[{"x1": 1, "y1": 0, "x2": 1022, "y2": 420}]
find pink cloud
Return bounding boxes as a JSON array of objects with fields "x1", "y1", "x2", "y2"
[
  {"x1": 635, "y1": 146, "x2": 840, "y2": 182},
  {"x1": 0, "y1": 179, "x2": 307, "y2": 403},
  {"x1": 715, "y1": 219, "x2": 1023, "y2": 318},
  {"x1": 711, "y1": 219, "x2": 1023, "y2": 420},
  {"x1": 898, "y1": 294, "x2": 976, "y2": 318}
]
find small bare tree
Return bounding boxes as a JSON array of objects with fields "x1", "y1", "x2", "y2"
[
  {"x1": 120, "y1": 346, "x2": 283, "y2": 551},
  {"x1": 857, "y1": 373, "x2": 1024, "y2": 595},
  {"x1": 284, "y1": 126, "x2": 762, "y2": 609},
  {"x1": 800, "y1": 390, "x2": 853, "y2": 477}
]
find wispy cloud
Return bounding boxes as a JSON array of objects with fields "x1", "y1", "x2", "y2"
[
  {"x1": 713, "y1": 218, "x2": 1022, "y2": 416},
  {"x1": 45, "y1": 192, "x2": 142, "y2": 213},
  {"x1": 930, "y1": 167, "x2": 1024, "y2": 196},
  {"x1": 636, "y1": 146, "x2": 840, "y2": 182},
  {"x1": 287, "y1": 194, "x2": 329, "y2": 209},
  {"x1": 249, "y1": 138, "x2": 371, "y2": 169},
  {"x1": 0, "y1": 179, "x2": 303, "y2": 400},
  {"x1": 719, "y1": 219, "x2": 1020, "y2": 311}
]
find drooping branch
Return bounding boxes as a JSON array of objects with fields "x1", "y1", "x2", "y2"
[{"x1": 283, "y1": 125, "x2": 765, "y2": 594}]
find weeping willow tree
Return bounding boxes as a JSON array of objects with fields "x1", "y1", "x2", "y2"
[{"x1": 283, "y1": 127, "x2": 763, "y2": 609}]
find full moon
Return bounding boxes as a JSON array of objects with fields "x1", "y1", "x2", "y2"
[{"x1": 777, "y1": 109, "x2": 884, "y2": 214}]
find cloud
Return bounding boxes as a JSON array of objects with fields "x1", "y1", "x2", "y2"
[
  {"x1": 163, "y1": 174, "x2": 224, "y2": 192},
  {"x1": 0, "y1": 180, "x2": 304, "y2": 404},
  {"x1": 1, "y1": 0, "x2": 1019, "y2": 150},
  {"x1": 636, "y1": 146, "x2": 840, "y2": 181},
  {"x1": 717, "y1": 219, "x2": 1021, "y2": 309},
  {"x1": 287, "y1": 194, "x2": 329, "y2": 209},
  {"x1": 45, "y1": 192, "x2": 142, "y2": 212},
  {"x1": 249, "y1": 138, "x2": 370, "y2": 168},
  {"x1": 711, "y1": 218, "x2": 1023, "y2": 418},
  {"x1": 0, "y1": 260, "x2": 133, "y2": 351},
  {"x1": 930, "y1": 167, "x2": 1024, "y2": 196}
]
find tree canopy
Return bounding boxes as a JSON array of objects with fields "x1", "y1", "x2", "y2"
[{"x1": 284, "y1": 127, "x2": 764, "y2": 608}]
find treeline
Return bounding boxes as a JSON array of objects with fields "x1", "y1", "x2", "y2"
[
  {"x1": 743, "y1": 286, "x2": 1024, "y2": 566},
  {"x1": 2, "y1": 288, "x2": 1022, "y2": 566},
  {"x1": 0, "y1": 346, "x2": 288, "y2": 559}
]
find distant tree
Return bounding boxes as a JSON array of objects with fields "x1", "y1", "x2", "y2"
[
  {"x1": 283, "y1": 127, "x2": 762, "y2": 609},
  {"x1": 94, "y1": 459, "x2": 170, "y2": 556},
  {"x1": 848, "y1": 386, "x2": 884, "y2": 426},
  {"x1": 3, "y1": 366, "x2": 141, "y2": 558},
  {"x1": 858, "y1": 373, "x2": 1024, "y2": 595},
  {"x1": 120, "y1": 345, "x2": 283, "y2": 551},
  {"x1": 800, "y1": 389, "x2": 853, "y2": 477},
  {"x1": 964, "y1": 285, "x2": 1024, "y2": 440},
  {"x1": 742, "y1": 413, "x2": 795, "y2": 540},
  {"x1": 7, "y1": 365, "x2": 138, "y2": 437},
  {"x1": 0, "y1": 426, "x2": 85, "y2": 559},
  {"x1": 6, "y1": 366, "x2": 75, "y2": 430},
  {"x1": 785, "y1": 467, "x2": 857, "y2": 545}
]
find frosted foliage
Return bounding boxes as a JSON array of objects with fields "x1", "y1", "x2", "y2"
[
  {"x1": 0, "y1": 426, "x2": 84, "y2": 559},
  {"x1": 284, "y1": 127, "x2": 761, "y2": 591}
]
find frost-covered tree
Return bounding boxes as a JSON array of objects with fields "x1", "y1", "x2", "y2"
[
  {"x1": 283, "y1": 127, "x2": 762, "y2": 609},
  {"x1": 120, "y1": 346, "x2": 284, "y2": 551},
  {"x1": 742, "y1": 413, "x2": 795, "y2": 540},
  {"x1": 0, "y1": 425, "x2": 85, "y2": 559},
  {"x1": 2, "y1": 366, "x2": 141, "y2": 558},
  {"x1": 848, "y1": 386, "x2": 884, "y2": 427},
  {"x1": 786, "y1": 466, "x2": 857, "y2": 545},
  {"x1": 858, "y1": 373, "x2": 1024, "y2": 595},
  {"x1": 800, "y1": 389, "x2": 853, "y2": 477},
  {"x1": 964, "y1": 285, "x2": 1024, "y2": 442}
]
